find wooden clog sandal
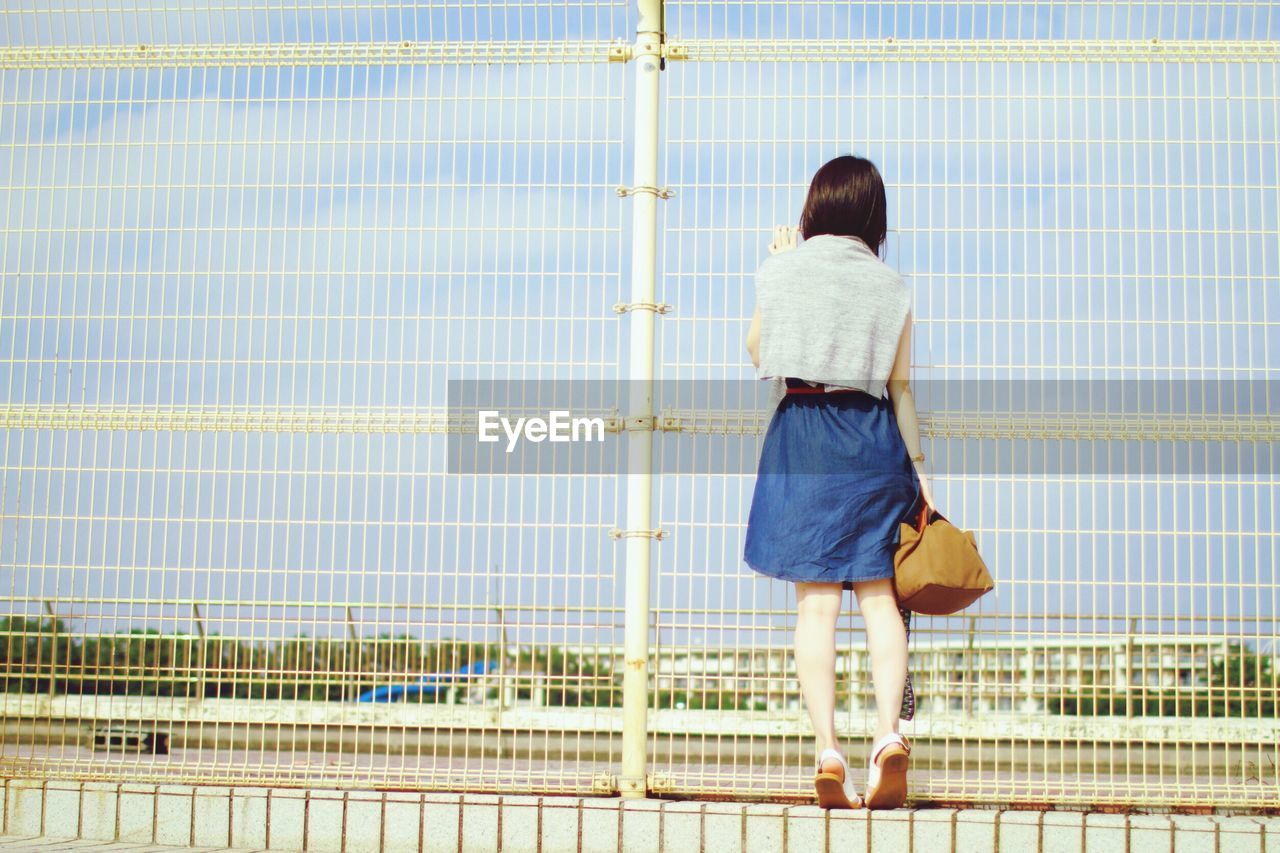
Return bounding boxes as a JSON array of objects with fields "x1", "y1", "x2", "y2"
[
  {"x1": 864, "y1": 733, "x2": 911, "y2": 810},
  {"x1": 813, "y1": 747, "x2": 862, "y2": 809}
]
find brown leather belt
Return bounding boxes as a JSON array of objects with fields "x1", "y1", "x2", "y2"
[{"x1": 784, "y1": 383, "x2": 862, "y2": 395}]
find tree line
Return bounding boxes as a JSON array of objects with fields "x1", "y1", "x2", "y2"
[{"x1": 1, "y1": 616, "x2": 1273, "y2": 716}]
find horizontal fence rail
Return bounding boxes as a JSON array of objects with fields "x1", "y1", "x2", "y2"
[
  {"x1": 1, "y1": 0, "x2": 1277, "y2": 814},
  {"x1": 5, "y1": 39, "x2": 1280, "y2": 69},
  {"x1": 0, "y1": 41, "x2": 636, "y2": 69},
  {"x1": 5, "y1": 405, "x2": 1279, "y2": 442}
]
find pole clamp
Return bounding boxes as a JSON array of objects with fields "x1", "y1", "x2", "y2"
[
  {"x1": 605, "y1": 41, "x2": 688, "y2": 63},
  {"x1": 616, "y1": 184, "x2": 676, "y2": 199},
  {"x1": 607, "y1": 40, "x2": 631, "y2": 63},
  {"x1": 609, "y1": 527, "x2": 666, "y2": 541},
  {"x1": 613, "y1": 301, "x2": 671, "y2": 315},
  {"x1": 615, "y1": 774, "x2": 647, "y2": 794},
  {"x1": 603, "y1": 413, "x2": 656, "y2": 432},
  {"x1": 591, "y1": 771, "x2": 618, "y2": 793}
]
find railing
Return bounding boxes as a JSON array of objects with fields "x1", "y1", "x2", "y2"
[{"x1": 0, "y1": 0, "x2": 1277, "y2": 811}]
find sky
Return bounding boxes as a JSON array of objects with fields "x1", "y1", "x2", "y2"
[{"x1": 0, "y1": 2, "x2": 1277, "y2": 651}]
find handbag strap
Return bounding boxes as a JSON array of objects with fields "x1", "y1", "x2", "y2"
[{"x1": 916, "y1": 499, "x2": 947, "y2": 532}]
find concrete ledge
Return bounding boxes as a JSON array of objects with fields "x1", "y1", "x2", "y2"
[{"x1": 1, "y1": 780, "x2": 1278, "y2": 852}]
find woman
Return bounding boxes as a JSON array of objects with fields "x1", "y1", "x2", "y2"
[{"x1": 742, "y1": 155, "x2": 935, "y2": 810}]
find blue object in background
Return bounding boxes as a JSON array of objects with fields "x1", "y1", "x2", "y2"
[{"x1": 356, "y1": 660, "x2": 498, "y2": 702}]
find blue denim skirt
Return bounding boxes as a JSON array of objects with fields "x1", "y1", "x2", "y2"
[{"x1": 743, "y1": 379, "x2": 923, "y2": 591}]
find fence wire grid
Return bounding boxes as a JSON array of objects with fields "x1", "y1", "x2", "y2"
[{"x1": 0, "y1": 0, "x2": 1277, "y2": 811}]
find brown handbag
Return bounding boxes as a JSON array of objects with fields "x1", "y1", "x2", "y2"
[{"x1": 893, "y1": 502, "x2": 994, "y2": 615}]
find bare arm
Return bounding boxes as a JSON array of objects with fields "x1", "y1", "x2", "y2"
[
  {"x1": 885, "y1": 311, "x2": 933, "y2": 505},
  {"x1": 747, "y1": 225, "x2": 798, "y2": 369},
  {"x1": 746, "y1": 304, "x2": 761, "y2": 368}
]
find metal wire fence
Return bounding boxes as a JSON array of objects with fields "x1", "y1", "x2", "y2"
[{"x1": 0, "y1": 0, "x2": 1277, "y2": 811}]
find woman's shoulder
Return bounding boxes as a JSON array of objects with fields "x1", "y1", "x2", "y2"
[{"x1": 756, "y1": 238, "x2": 907, "y2": 296}]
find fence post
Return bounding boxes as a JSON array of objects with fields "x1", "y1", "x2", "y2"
[
  {"x1": 192, "y1": 602, "x2": 208, "y2": 700},
  {"x1": 615, "y1": 0, "x2": 666, "y2": 800},
  {"x1": 43, "y1": 602, "x2": 57, "y2": 699}
]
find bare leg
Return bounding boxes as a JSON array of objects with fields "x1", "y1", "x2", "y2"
[
  {"x1": 851, "y1": 577, "x2": 907, "y2": 740},
  {"x1": 794, "y1": 581, "x2": 844, "y2": 759}
]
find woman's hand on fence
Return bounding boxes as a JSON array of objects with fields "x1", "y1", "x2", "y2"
[{"x1": 768, "y1": 224, "x2": 800, "y2": 254}]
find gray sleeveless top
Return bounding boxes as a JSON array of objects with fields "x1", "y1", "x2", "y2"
[{"x1": 753, "y1": 233, "x2": 911, "y2": 409}]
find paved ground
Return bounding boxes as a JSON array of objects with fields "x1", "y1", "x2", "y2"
[
  {"x1": 3, "y1": 744, "x2": 1270, "y2": 810},
  {"x1": 1, "y1": 804, "x2": 1278, "y2": 853},
  {"x1": 0, "y1": 839, "x2": 258, "y2": 852}
]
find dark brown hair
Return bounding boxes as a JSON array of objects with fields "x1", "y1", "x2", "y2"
[{"x1": 797, "y1": 155, "x2": 888, "y2": 258}]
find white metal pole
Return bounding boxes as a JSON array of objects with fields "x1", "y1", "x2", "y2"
[{"x1": 618, "y1": 0, "x2": 664, "y2": 800}]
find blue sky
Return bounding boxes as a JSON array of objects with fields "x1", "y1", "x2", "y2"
[
  {"x1": 1, "y1": 3, "x2": 1277, "y2": 648},
  {"x1": 4, "y1": 3, "x2": 1279, "y2": 43}
]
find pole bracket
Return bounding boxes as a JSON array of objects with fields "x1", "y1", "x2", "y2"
[
  {"x1": 591, "y1": 771, "x2": 618, "y2": 793},
  {"x1": 616, "y1": 184, "x2": 676, "y2": 199},
  {"x1": 604, "y1": 413, "x2": 660, "y2": 432},
  {"x1": 607, "y1": 40, "x2": 631, "y2": 62},
  {"x1": 604, "y1": 41, "x2": 687, "y2": 64},
  {"x1": 609, "y1": 527, "x2": 666, "y2": 541},
  {"x1": 615, "y1": 774, "x2": 647, "y2": 795},
  {"x1": 613, "y1": 301, "x2": 671, "y2": 315},
  {"x1": 647, "y1": 772, "x2": 677, "y2": 794},
  {"x1": 623, "y1": 414, "x2": 656, "y2": 431}
]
